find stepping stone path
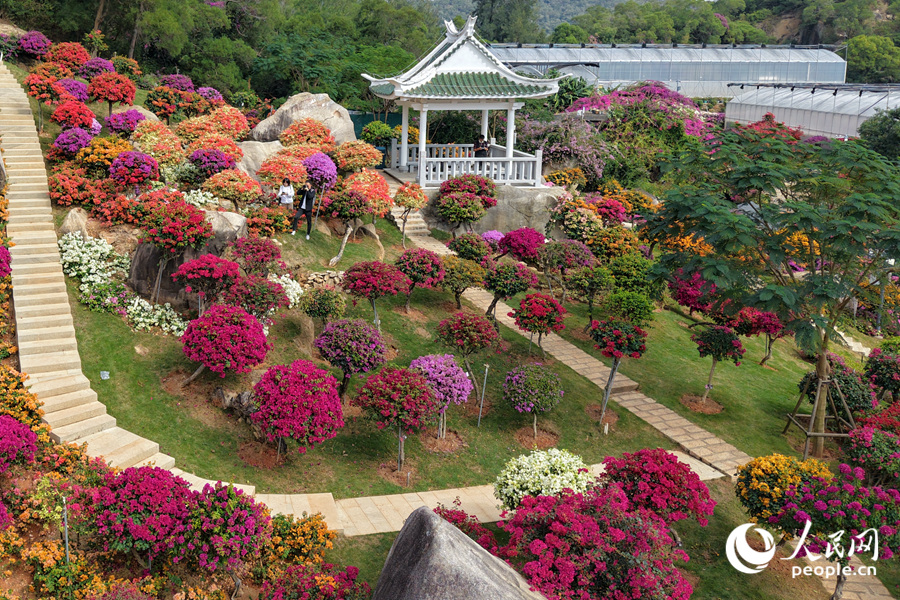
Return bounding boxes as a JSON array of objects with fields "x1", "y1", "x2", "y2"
[{"x1": 0, "y1": 73, "x2": 892, "y2": 598}]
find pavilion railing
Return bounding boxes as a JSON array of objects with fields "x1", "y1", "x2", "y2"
[{"x1": 390, "y1": 141, "x2": 542, "y2": 187}]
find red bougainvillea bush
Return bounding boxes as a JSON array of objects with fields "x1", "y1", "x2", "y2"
[
  {"x1": 845, "y1": 426, "x2": 900, "y2": 487},
  {"x1": 108, "y1": 151, "x2": 159, "y2": 188},
  {"x1": 88, "y1": 71, "x2": 136, "y2": 115},
  {"x1": 46, "y1": 41, "x2": 91, "y2": 69},
  {"x1": 250, "y1": 360, "x2": 344, "y2": 454},
  {"x1": 589, "y1": 319, "x2": 647, "y2": 359},
  {"x1": 48, "y1": 164, "x2": 115, "y2": 207},
  {"x1": 279, "y1": 118, "x2": 336, "y2": 149},
  {"x1": 140, "y1": 200, "x2": 213, "y2": 256},
  {"x1": 600, "y1": 448, "x2": 716, "y2": 526},
  {"x1": 229, "y1": 236, "x2": 283, "y2": 276},
  {"x1": 257, "y1": 153, "x2": 308, "y2": 187},
  {"x1": 50, "y1": 100, "x2": 95, "y2": 129},
  {"x1": 433, "y1": 498, "x2": 499, "y2": 554},
  {"x1": 207, "y1": 106, "x2": 250, "y2": 140},
  {"x1": 395, "y1": 248, "x2": 445, "y2": 311},
  {"x1": 497, "y1": 227, "x2": 546, "y2": 263},
  {"x1": 668, "y1": 268, "x2": 717, "y2": 315},
  {"x1": 259, "y1": 562, "x2": 370, "y2": 600},
  {"x1": 181, "y1": 304, "x2": 271, "y2": 377},
  {"x1": 498, "y1": 484, "x2": 692, "y2": 600},
  {"x1": 344, "y1": 168, "x2": 393, "y2": 217},
  {"x1": 509, "y1": 293, "x2": 566, "y2": 339},
  {"x1": 342, "y1": 261, "x2": 411, "y2": 325},
  {"x1": 172, "y1": 254, "x2": 241, "y2": 309},
  {"x1": 436, "y1": 311, "x2": 499, "y2": 359},
  {"x1": 223, "y1": 274, "x2": 290, "y2": 322}
]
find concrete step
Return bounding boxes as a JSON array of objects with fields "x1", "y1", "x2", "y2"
[
  {"x1": 7, "y1": 208, "x2": 52, "y2": 219},
  {"x1": 27, "y1": 372, "x2": 90, "y2": 396},
  {"x1": 7, "y1": 232, "x2": 57, "y2": 245},
  {"x1": 19, "y1": 337, "x2": 79, "y2": 354},
  {"x1": 14, "y1": 281, "x2": 67, "y2": 296},
  {"x1": 50, "y1": 413, "x2": 115, "y2": 443},
  {"x1": 134, "y1": 452, "x2": 177, "y2": 470},
  {"x1": 82, "y1": 428, "x2": 159, "y2": 469},
  {"x1": 40, "y1": 388, "x2": 98, "y2": 414},
  {"x1": 15, "y1": 302, "x2": 72, "y2": 319},
  {"x1": 10, "y1": 253, "x2": 60, "y2": 265},
  {"x1": 43, "y1": 401, "x2": 107, "y2": 428},
  {"x1": 17, "y1": 316, "x2": 74, "y2": 334},
  {"x1": 11, "y1": 272, "x2": 66, "y2": 287},
  {"x1": 14, "y1": 292, "x2": 69, "y2": 307},
  {"x1": 7, "y1": 223, "x2": 57, "y2": 235},
  {"x1": 10, "y1": 261, "x2": 63, "y2": 275},
  {"x1": 19, "y1": 349, "x2": 81, "y2": 374}
]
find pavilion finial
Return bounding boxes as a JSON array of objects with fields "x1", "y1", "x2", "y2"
[{"x1": 444, "y1": 14, "x2": 478, "y2": 39}]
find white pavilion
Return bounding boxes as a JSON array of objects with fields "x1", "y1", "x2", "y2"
[{"x1": 362, "y1": 15, "x2": 562, "y2": 188}]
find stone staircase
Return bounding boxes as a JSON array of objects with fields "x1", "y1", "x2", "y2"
[{"x1": 389, "y1": 206, "x2": 431, "y2": 237}]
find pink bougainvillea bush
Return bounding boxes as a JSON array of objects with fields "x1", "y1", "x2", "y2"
[
  {"x1": 314, "y1": 318, "x2": 386, "y2": 397},
  {"x1": 433, "y1": 499, "x2": 500, "y2": 554},
  {"x1": 352, "y1": 366, "x2": 440, "y2": 469},
  {"x1": 845, "y1": 426, "x2": 900, "y2": 487},
  {"x1": 0, "y1": 415, "x2": 38, "y2": 475},
  {"x1": 447, "y1": 232, "x2": 492, "y2": 264},
  {"x1": 140, "y1": 200, "x2": 213, "y2": 257},
  {"x1": 108, "y1": 151, "x2": 159, "y2": 188},
  {"x1": 75, "y1": 466, "x2": 195, "y2": 567},
  {"x1": 223, "y1": 274, "x2": 289, "y2": 322},
  {"x1": 436, "y1": 311, "x2": 498, "y2": 400},
  {"x1": 692, "y1": 324, "x2": 744, "y2": 401},
  {"x1": 186, "y1": 483, "x2": 271, "y2": 576},
  {"x1": 229, "y1": 236, "x2": 283, "y2": 276},
  {"x1": 181, "y1": 304, "x2": 270, "y2": 378},
  {"x1": 259, "y1": 562, "x2": 370, "y2": 600},
  {"x1": 600, "y1": 448, "x2": 716, "y2": 526},
  {"x1": 394, "y1": 248, "x2": 445, "y2": 312},
  {"x1": 439, "y1": 174, "x2": 497, "y2": 209},
  {"x1": 590, "y1": 319, "x2": 647, "y2": 360},
  {"x1": 668, "y1": 268, "x2": 717, "y2": 315},
  {"x1": 251, "y1": 360, "x2": 344, "y2": 455},
  {"x1": 342, "y1": 261, "x2": 411, "y2": 326},
  {"x1": 508, "y1": 293, "x2": 566, "y2": 354},
  {"x1": 171, "y1": 254, "x2": 240, "y2": 314},
  {"x1": 497, "y1": 227, "x2": 545, "y2": 264},
  {"x1": 498, "y1": 484, "x2": 692, "y2": 600},
  {"x1": 410, "y1": 354, "x2": 473, "y2": 438}
]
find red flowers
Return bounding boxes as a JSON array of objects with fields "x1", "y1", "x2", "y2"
[
  {"x1": 509, "y1": 293, "x2": 567, "y2": 337},
  {"x1": 589, "y1": 319, "x2": 647, "y2": 360},
  {"x1": 140, "y1": 201, "x2": 213, "y2": 255},
  {"x1": 343, "y1": 260, "x2": 411, "y2": 302},
  {"x1": 181, "y1": 304, "x2": 271, "y2": 377},
  {"x1": 88, "y1": 72, "x2": 136, "y2": 114},
  {"x1": 50, "y1": 100, "x2": 95, "y2": 129}
]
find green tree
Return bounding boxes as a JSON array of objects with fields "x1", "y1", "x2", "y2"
[
  {"x1": 551, "y1": 22, "x2": 589, "y2": 44},
  {"x1": 858, "y1": 107, "x2": 900, "y2": 159},
  {"x1": 847, "y1": 34, "x2": 900, "y2": 82},
  {"x1": 474, "y1": 0, "x2": 544, "y2": 43},
  {"x1": 644, "y1": 129, "x2": 900, "y2": 458}
]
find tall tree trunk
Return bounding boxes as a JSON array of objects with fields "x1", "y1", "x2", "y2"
[
  {"x1": 760, "y1": 334, "x2": 774, "y2": 366},
  {"x1": 128, "y1": 3, "x2": 144, "y2": 59},
  {"x1": 328, "y1": 222, "x2": 353, "y2": 266},
  {"x1": 463, "y1": 356, "x2": 480, "y2": 404},
  {"x1": 397, "y1": 424, "x2": 405, "y2": 471},
  {"x1": 829, "y1": 572, "x2": 846, "y2": 600},
  {"x1": 533, "y1": 413, "x2": 538, "y2": 439},
  {"x1": 812, "y1": 329, "x2": 830, "y2": 458},
  {"x1": 93, "y1": 0, "x2": 107, "y2": 32}
]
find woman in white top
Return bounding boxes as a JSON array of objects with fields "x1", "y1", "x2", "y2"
[{"x1": 277, "y1": 178, "x2": 295, "y2": 209}]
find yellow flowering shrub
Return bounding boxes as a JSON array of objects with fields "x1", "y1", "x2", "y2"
[
  {"x1": 660, "y1": 232, "x2": 713, "y2": 256},
  {"x1": 546, "y1": 167, "x2": 587, "y2": 190},
  {"x1": 735, "y1": 454, "x2": 832, "y2": 522},
  {"x1": 265, "y1": 512, "x2": 336, "y2": 566},
  {"x1": 586, "y1": 225, "x2": 641, "y2": 262},
  {"x1": 75, "y1": 137, "x2": 132, "y2": 178}
]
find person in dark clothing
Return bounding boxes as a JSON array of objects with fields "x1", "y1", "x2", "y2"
[
  {"x1": 291, "y1": 182, "x2": 316, "y2": 239},
  {"x1": 473, "y1": 135, "x2": 489, "y2": 157}
]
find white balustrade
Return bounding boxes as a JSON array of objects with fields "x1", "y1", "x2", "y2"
[{"x1": 390, "y1": 141, "x2": 542, "y2": 187}]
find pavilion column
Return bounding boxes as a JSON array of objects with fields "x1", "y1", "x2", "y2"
[
  {"x1": 505, "y1": 105, "x2": 515, "y2": 158},
  {"x1": 400, "y1": 104, "x2": 409, "y2": 168},
  {"x1": 418, "y1": 108, "x2": 428, "y2": 186},
  {"x1": 481, "y1": 109, "x2": 489, "y2": 140}
]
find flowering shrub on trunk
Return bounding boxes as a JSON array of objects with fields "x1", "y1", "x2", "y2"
[
  {"x1": 52, "y1": 128, "x2": 94, "y2": 159},
  {"x1": 201, "y1": 169, "x2": 261, "y2": 208},
  {"x1": 51, "y1": 101, "x2": 95, "y2": 129},
  {"x1": 131, "y1": 120, "x2": 185, "y2": 167},
  {"x1": 439, "y1": 174, "x2": 496, "y2": 208},
  {"x1": 0, "y1": 415, "x2": 38, "y2": 475},
  {"x1": 735, "y1": 453, "x2": 832, "y2": 522},
  {"x1": 298, "y1": 287, "x2": 346, "y2": 323},
  {"x1": 172, "y1": 254, "x2": 240, "y2": 312},
  {"x1": 600, "y1": 448, "x2": 716, "y2": 526},
  {"x1": 181, "y1": 304, "x2": 270, "y2": 377},
  {"x1": 499, "y1": 485, "x2": 692, "y2": 600},
  {"x1": 497, "y1": 227, "x2": 545, "y2": 263},
  {"x1": 259, "y1": 563, "x2": 370, "y2": 600},
  {"x1": 141, "y1": 200, "x2": 213, "y2": 256},
  {"x1": 395, "y1": 181, "x2": 428, "y2": 211},
  {"x1": 88, "y1": 72, "x2": 136, "y2": 115},
  {"x1": 493, "y1": 448, "x2": 591, "y2": 511},
  {"x1": 78, "y1": 57, "x2": 114, "y2": 79},
  {"x1": 509, "y1": 293, "x2": 566, "y2": 352},
  {"x1": 224, "y1": 275, "x2": 290, "y2": 322},
  {"x1": 229, "y1": 236, "x2": 282, "y2": 276},
  {"x1": 189, "y1": 148, "x2": 237, "y2": 179},
  {"x1": 111, "y1": 56, "x2": 142, "y2": 81},
  {"x1": 197, "y1": 86, "x2": 224, "y2": 105},
  {"x1": 846, "y1": 426, "x2": 900, "y2": 487},
  {"x1": 159, "y1": 73, "x2": 195, "y2": 91},
  {"x1": 538, "y1": 240, "x2": 595, "y2": 298},
  {"x1": 395, "y1": 248, "x2": 444, "y2": 311},
  {"x1": 440, "y1": 256, "x2": 486, "y2": 309},
  {"x1": 108, "y1": 151, "x2": 159, "y2": 188},
  {"x1": 76, "y1": 466, "x2": 195, "y2": 567},
  {"x1": 303, "y1": 152, "x2": 338, "y2": 191},
  {"x1": 251, "y1": 360, "x2": 344, "y2": 455},
  {"x1": 566, "y1": 265, "x2": 613, "y2": 325},
  {"x1": 447, "y1": 232, "x2": 491, "y2": 263},
  {"x1": 17, "y1": 31, "x2": 52, "y2": 58},
  {"x1": 56, "y1": 78, "x2": 88, "y2": 103},
  {"x1": 692, "y1": 325, "x2": 745, "y2": 402},
  {"x1": 257, "y1": 153, "x2": 308, "y2": 186},
  {"x1": 206, "y1": 106, "x2": 250, "y2": 140},
  {"x1": 330, "y1": 141, "x2": 383, "y2": 172},
  {"x1": 279, "y1": 118, "x2": 336, "y2": 149},
  {"x1": 484, "y1": 263, "x2": 538, "y2": 319},
  {"x1": 344, "y1": 169, "x2": 392, "y2": 217},
  {"x1": 105, "y1": 109, "x2": 146, "y2": 136},
  {"x1": 352, "y1": 366, "x2": 440, "y2": 469},
  {"x1": 24, "y1": 73, "x2": 63, "y2": 108},
  {"x1": 437, "y1": 192, "x2": 485, "y2": 232},
  {"x1": 668, "y1": 268, "x2": 717, "y2": 315},
  {"x1": 410, "y1": 354, "x2": 473, "y2": 438},
  {"x1": 145, "y1": 86, "x2": 181, "y2": 121},
  {"x1": 314, "y1": 319, "x2": 386, "y2": 396},
  {"x1": 342, "y1": 261, "x2": 410, "y2": 326},
  {"x1": 321, "y1": 188, "x2": 371, "y2": 224},
  {"x1": 244, "y1": 206, "x2": 292, "y2": 237},
  {"x1": 590, "y1": 319, "x2": 647, "y2": 359},
  {"x1": 503, "y1": 364, "x2": 563, "y2": 438},
  {"x1": 436, "y1": 312, "x2": 499, "y2": 366},
  {"x1": 865, "y1": 348, "x2": 900, "y2": 398}
]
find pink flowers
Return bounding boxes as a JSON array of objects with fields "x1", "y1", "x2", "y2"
[
  {"x1": 0, "y1": 415, "x2": 37, "y2": 474},
  {"x1": 181, "y1": 304, "x2": 271, "y2": 377},
  {"x1": 108, "y1": 150, "x2": 159, "y2": 187},
  {"x1": 509, "y1": 293, "x2": 567, "y2": 340},
  {"x1": 590, "y1": 319, "x2": 647, "y2": 360},
  {"x1": 497, "y1": 227, "x2": 545, "y2": 263}
]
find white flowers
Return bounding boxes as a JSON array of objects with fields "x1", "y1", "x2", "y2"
[
  {"x1": 268, "y1": 273, "x2": 303, "y2": 309},
  {"x1": 493, "y1": 448, "x2": 593, "y2": 511},
  {"x1": 123, "y1": 296, "x2": 187, "y2": 336},
  {"x1": 58, "y1": 232, "x2": 130, "y2": 285},
  {"x1": 183, "y1": 189, "x2": 219, "y2": 208}
]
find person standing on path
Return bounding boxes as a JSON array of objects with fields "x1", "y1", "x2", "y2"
[
  {"x1": 291, "y1": 181, "x2": 316, "y2": 239},
  {"x1": 277, "y1": 178, "x2": 295, "y2": 211}
]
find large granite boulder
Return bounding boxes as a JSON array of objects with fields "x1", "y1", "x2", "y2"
[
  {"x1": 372, "y1": 507, "x2": 544, "y2": 600},
  {"x1": 237, "y1": 140, "x2": 283, "y2": 181},
  {"x1": 59, "y1": 208, "x2": 90, "y2": 240},
  {"x1": 128, "y1": 210, "x2": 247, "y2": 307},
  {"x1": 112, "y1": 104, "x2": 159, "y2": 122},
  {"x1": 251, "y1": 93, "x2": 356, "y2": 144},
  {"x1": 421, "y1": 185, "x2": 566, "y2": 235}
]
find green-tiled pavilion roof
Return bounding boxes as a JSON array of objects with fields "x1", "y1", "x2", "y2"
[{"x1": 404, "y1": 72, "x2": 550, "y2": 98}]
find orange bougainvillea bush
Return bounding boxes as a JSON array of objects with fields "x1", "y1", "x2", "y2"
[
  {"x1": 279, "y1": 118, "x2": 335, "y2": 149},
  {"x1": 174, "y1": 115, "x2": 216, "y2": 144},
  {"x1": 257, "y1": 153, "x2": 308, "y2": 187},
  {"x1": 207, "y1": 105, "x2": 250, "y2": 140},
  {"x1": 203, "y1": 169, "x2": 263, "y2": 208},
  {"x1": 187, "y1": 133, "x2": 244, "y2": 163},
  {"x1": 75, "y1": 137, "x2": 133, "y2": 178},
  {"x1": 131, "y1": 120, "x2": 185, "y2": 167},
  {"x1": 344, "y1": 168, "x2": 393, "y2": 218},
  {"x1": 330, "y1": 141, "x2": 382, "y2": 172}
]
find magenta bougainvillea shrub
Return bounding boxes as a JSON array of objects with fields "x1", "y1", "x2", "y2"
[
  {"x1": 0, "y1": 415, "x2": 37, "y2": 475},
  {"x1": 410, "y1": 354, "x2": 473, "y2": 438},
  {"x1": 17, "y1": 31, "x2": 52, "y2": 58},
  {"x1": 395, "y1": 248, "x2": 445, "y2": 311},
  {"x1": 447, "y1": 233, "x2": 492, "y2": 264},
  {"x1": 0, "y1": 246, "x2": 11, "y2": 279},
  {"x1": 497, "y1": 227, "x2": 545, "y2": 263},
  {"x1": 76, "y1": 466, "x2": 195, "y2": 566},
  {"x1": 229, "y1": 236, "x2": 283, "y2": 276},
  {"x1": 56, "y1": 78, "x2": 89, "y2": 103},
  {"x1": 352, "y1": 366, "x2": 440, "y2": 468},
  {"x1": 197, "y1": 86, "x2": 224, "y2": 104},
  {"x1": 303, "y1": 152, "x2": 338, "y2": 191},
  {"x1": 601, "y1": 448, "x2": 716, "y2": 526},
  {"x1": 590, "y1": 319, "x2": 647, "y2": 359},
  {"x1": 509, "y1": 293, "x2": 566, "y2": 339},
  {"x1": 105, "y1": 109, "x2": 146, "y2": 136},
  {"x1": 159, "y1": 73, "x2": 195, "y2": 92},
  {"x1": 78, "y1": 57, "x2": 114, "y2": 79},
  {"x1": 321, "y1": 188, "x2": 372, "y2": 225},
  {"x1": 439, "y1": 174, "x2": 497, "y2": 209},
  {"x1": 141, "y1": 200, "x2": 213, "y2": 256},
  {"x1": 251, "y1": 360, "x2": 344, "y2": 454},
  {"x1": 584, "y1": 193, "x2": 627, "y2": 225},
  {"x1": 259, "y1": 563, "x2": 370, "y2": 600},
  {"x1": 46, "y1": 42, "x2": 91, "y2": 69},
  {"x1": 189, "y1": 148, "x2": 237, "y2": 179},
  {"x1": 342, "y1": 261, "x2": 411, "y2": 326},
  {"x1": 845, "y1": 426, "x2": 900, "y2": 487},
  {"x1": 108, "y1": 151, "x2": 159, "y2": 187},
  {"x1": 181, "y1": 304, "x2": 270, "y2": 377},
  {"x1": 436, "y1": 312, "x2": 499, "y2": 360},
  {"x1": 172, "y1": 254, "x2": 240, "y2": 310},
  {"x1": 498, "y1": 485, "x2": 692, "y2": 600},
  {"x1": 187, "y1": 482, "x2": 271, "y2": 575},
  {"x1": 668, "y1": 268, "x2": 716, "y2": 315},
  {"x1": 693, "y1": 325, "x2": 745, "y2": 365},
  {"x1": 314, "y1": 319, "x2": 386, "y2": 397},
  {"x1": 51, "y1": 101, "x2": 95, "y2": 129},
  {"x1": 865, "y1": 348, "x2": 900, "y2": 397},
  {"x1": 481, "y1": 230, "x2": 503, "y2": 251},
  {"x1": 433, "y1": 498, "x2": 499, "y2": 554},
  {"x1": 52, "y1": 128, "x2": 94, "y2": 157},
  {"x1": 223, "y1": 274, "x2": 289, "y2": 322}
]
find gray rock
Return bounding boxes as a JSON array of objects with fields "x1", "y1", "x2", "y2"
[
  {"x1": 372, "y1": 506, "x2": 544, "y2": 600},
  {"x1": 237, "y1": 140, "x2": 283, "y2": 182},
  {"x1": 315, "y1": 220, "x2": 332, "y2": 237},
  {"x1": 359, "y1": 223, "x2": 378, "y2": 238},
  {"x1": 251, "y1": 93, "x2": 356, "y2": 144},
  {"x1": 59, "y1": 208, "x2": 90, "y2": 240},
  {"x1": 203, "y1": 210, "x2": 247, "y2": 254},
  {"x1": 112, "y1": 104, "x2": 159, "y2": 122},
  {"x1": 421, "y1": 185, "x2": 566, "y2": 235}
]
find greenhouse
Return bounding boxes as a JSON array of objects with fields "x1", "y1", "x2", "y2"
[
  {"x1": 725, "y1": 83, "x2": 900, "y2": 138},
  {"x1": 490, "y1": 44, "x2": 846, "y2": 98}
]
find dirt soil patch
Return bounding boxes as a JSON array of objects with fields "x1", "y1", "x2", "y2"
[
  {"x1": 377, "y1": 462, "x2": 417, "y2": 487},
  {"x1": 585, "y1": 404, "x2": 619, "y2": 427},
  {"x1": 462, "y1": 396, "x2": 491, "y2": 418},
  {"x1": 680, "y1": 394, "x2": 724, "y2": 414},
  {"x1": 238, "y1": 441, "x2": 280, "y2": 469},
  {"x1": 161, "y1": 369, "x2": 239, "y2": 429},
  {"x1": 391, "y1": 306, "x2": 429, "y2": 323},
  {"x1": 747, "y1": 539, "x2": 828, "y2": 599},
  {"x1": 514, "y1": 425, "x2": 560, "y2": 449},
  {"x1": 420, "y1": 429, "x2": 468, "y2": 453}
]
